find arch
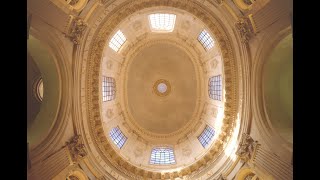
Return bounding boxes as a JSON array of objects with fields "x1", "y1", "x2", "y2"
[
  {"x1": 28, "y1": 27, "x2": 73, "y2": 161},
  {"x1": 65, "y1": 169, "x2": 89, "y2": 180},
  {"x1": 235, "y1": 167, "x2": 258, "y2": 180},
  {"x1": 262, "y1": 33, "x2": 293, "y2": 143},
  {"x1": 251, "y1": 25, "x2": 292, "y2": 162},
  {"x1": 27, "y1": 34, "x2": 61, "y2": 149},
  {"x1": 74, "y1": 0, "x2": 250, "y2": 178}
]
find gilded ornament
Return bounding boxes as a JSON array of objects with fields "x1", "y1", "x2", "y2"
[
  {"x1": 66, "y1": 135, "x2": 87, "y2": 163},
  {"x1": 66, "y1": 18, "x2": 87, "y2": 45},
  {"x1": 235, "y1": 18, "x2": 253, "y2": 43},
  {"x1": 236, "y1": 133, "x2": 258, "y2": 162}
]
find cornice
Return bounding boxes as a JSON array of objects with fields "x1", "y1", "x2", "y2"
[
  {"x1": 119, "y1": 35, "x2": 205, "y2": 142},
  {"x1": 83, "y1": 0, "x2": 239, "y2": 179}
]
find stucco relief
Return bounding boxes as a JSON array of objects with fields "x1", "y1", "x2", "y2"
[
  {"x1": 106, "y1": 108, "x2": 114, "y2": 118},
  {"x1": 182, "y1": 20, "x2": 191, "y2": 30},
  {"x1": 67, "y1": 135, "x2": 87, "y2": 163},
  {"x1": 211, "y1": 58, "x2": 219, "y2": 69},
  {"x1": 235, "y1": 18, "x2": 253, "y2": 44},
  {"x1": 182, "y1": 146, "x2": 192, "y2": 156},
  {"x1": 212, "y1": 107, "x2": 218, "y2": 118},
  {"x1": 133, "y1": 145, "x2": 146, "y2": 157},
  {"x1": 65, "y1": 17, "x2": 87, "y2": 45},
  {"x1": 84, "y1": 0, "x2": 238, "y2": 178},
  {"x1": 106, "y1": 61, "x2": 113, "y2": 70},
  {"x1": 236, "y1": 133, "x2": 258, "y2": 162},
  {"x1": 132, "y1": 20, "x2": 142, "y2": 31}
]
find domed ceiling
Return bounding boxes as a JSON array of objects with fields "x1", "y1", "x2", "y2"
[
  {"x1": 127, "y1": 43, "x2": 197, "y2": 134},
  {"x1": 82, "y1": 0, "x2": 240, "y2": 179}
]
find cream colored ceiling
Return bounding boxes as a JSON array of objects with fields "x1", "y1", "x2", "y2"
[
  {"x1": 96, "y1": 4, "x2": 231, "y2": 173},
  {"x1": 99, "y1": 8, "x2": 226, "y2": 171},
  {"x1": 127, "y1": 43, "x2": 197, "y2": 134}
]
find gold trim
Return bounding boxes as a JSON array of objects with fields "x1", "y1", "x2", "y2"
[{"x1": 85, "y1": 0, "x2": 238, "y2": 178}]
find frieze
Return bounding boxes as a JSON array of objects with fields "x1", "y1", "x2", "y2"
[{"x1": 84, "y1": 0, "x2": 238, "y2": 179}]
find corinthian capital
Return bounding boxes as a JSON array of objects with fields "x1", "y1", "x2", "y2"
[
  {"x1": 67, "y1": 135, "x2": 87, "y2": 163},
  {"x1": 235, "y1": 18, "x2": 253, "y2": 44},
  {"x1": 65, "y1": 17, "x2": 87, "y2": 45},
  {"x1": 236, "y1": 133, "x2": 258, "y2": 162}
]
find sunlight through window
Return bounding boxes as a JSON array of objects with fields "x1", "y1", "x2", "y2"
[
  {"x1": 102, "y1": 76, "x2": 116, "y2": 102},
  {"x1": 149, "y1": 13, "x2": 176, "y2": 32},
  {"x1": 209, "y1": 75, "x2": 222, "y2": 101},
  {"x1": 109, "y1": 127, "x2": 127, "y2": 149},
  {"x1": 150, "y1": 147, "x2": 176, "y2": 165},
  {"x1": 109, "y1": 30, "x2": 127, "y2": 52},
  {"x1": 198, "y1": 125, "x2": 215, "y2": 148},
  {"x1": 198, "y1": 29, "x2": 215, "y2": 51}
]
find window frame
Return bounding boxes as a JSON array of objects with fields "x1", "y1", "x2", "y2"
[
  {"x1": 109, "y1": 126, "x2": 128, "y2": 149},
  {"x1": 208, "y1": 75, "x2": 222, "y2": 101},
  {"x1": 197, "y1": 125, "x2": 215, "y2": 148},
  {"x1": 198, "y1": 29, "x2": 215, "y2": 51},
  {"x1": 102, "y1": 76, "x2": 116, "y2": 102},
  {"x1": 109, "y1": 30, "x2": 127, "y2": 52},
  {"x1": 148, "y1": 13, "x2": 177, "y2": 33},
  {"x1": 149, "y1": 147, "x2": 176, "y2": 165}
]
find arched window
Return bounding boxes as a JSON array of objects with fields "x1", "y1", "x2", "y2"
[
  {"x1": 149, "y1": 13, "x2": 176, "y2": 32},
  {"x1": 198, "y1": 29, "x2": 215, "y2": 51},
  {"x1": 109, "y1": 30, "x2": 127, "y2": 52},
  {"x1": 109, "y1": 127, "x2": 127, "y2": 149},
  {"x1": 198, "y1": 125, "x2": 215, "y2": 148},
  {"x1": 150, "y1": 147, "x2": 176, "y2": 165},
  {"x1": 34, "y1": 77, "x2": 43, "y2": 102},
  {"x1": 208, "y1": 75, "x2": 222, "y2": 101},
  {"x1": 102, "y1": 76, "x2": 116, "y2": 101}
]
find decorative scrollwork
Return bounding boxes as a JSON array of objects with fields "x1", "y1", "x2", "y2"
[
  {"x1": 66, "y1": 17, "x2": 87, "y2": 45},
  {"x1": 243, "y1": 0, "x2": 253, "y2": 6},
  {"x1": 236, "y1": 133, "x2": 258, "y2": 162},
  {"x1": 69, "y1": 0, "x2": 80, "y2": 6},
  {"x1": 84, "y1": 0, "x2": 238, "y2": 179},
  {"x1": 235, "y1": 18, "x2": 253, "y2": 44},
  {"x1": 67, "y1": 135, "x2": 87, "y2": 163}
]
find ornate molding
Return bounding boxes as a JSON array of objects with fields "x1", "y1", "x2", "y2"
[
  {"x1": 65, "y1": 17, "x2": 87, "y2": 45},
  {"x1": 69, "y1": 0, "x2": 80, "y2": 6},
  {"x1": 243, "y1": 0, "x2": 254, "y2": 6},
  {"x1": 67, "y1": 135, "x2": 87, "y2": 163},
  {"x1": 67, "y1": 175, "x2": 80, "y2": 180},
  {"x1": 235, "y1": 18, "x2": 253, "y2": 44},
  {"x1": 216, "y1": 0, "x2": 224, "y2": 5},
  {"x1": 236, "y1": 133, "x2": 258, "y2": 162},
  {"x1": 84, "y1": 0, "x2": 239, "y2": 179}
]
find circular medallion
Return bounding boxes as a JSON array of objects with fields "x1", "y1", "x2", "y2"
[{"x1": 153, "y1": 79, "x2": 171, "y2": 97}]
